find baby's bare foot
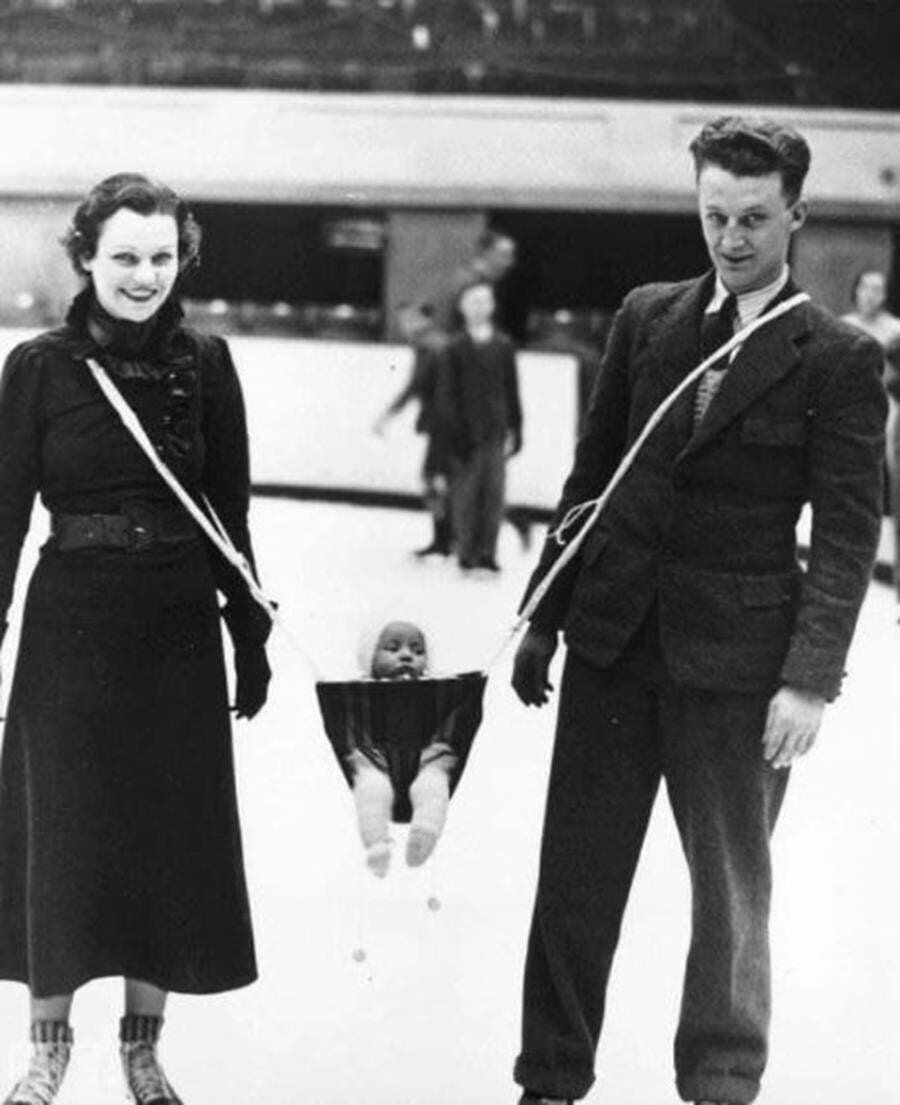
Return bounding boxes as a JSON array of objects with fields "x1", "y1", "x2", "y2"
[
  {"x1": 406, "y1": 827, "x2": 438, "y2": 867},
  {"x1": 366, "y1": 839, "x2": 392, "y2": 877}
]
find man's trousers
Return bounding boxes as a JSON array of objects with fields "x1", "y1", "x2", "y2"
[
  {"x1": 451, "y1": 441, "x2": 506, "y2": 566},
  {"x1": 514, "y1": 646, "x2": 789, "y2": 1104}
]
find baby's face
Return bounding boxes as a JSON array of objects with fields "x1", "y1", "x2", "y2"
[{"x1": 371, "y1": 621, "x2": 428, "y2": 680}]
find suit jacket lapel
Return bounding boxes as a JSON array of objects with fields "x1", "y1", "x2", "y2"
[
  {"x1": 640, "y1": 272, "x2": 715, "y2": 447},
  {"x1": 680, "y1": 279, "x2": 811, "y2": 457}
]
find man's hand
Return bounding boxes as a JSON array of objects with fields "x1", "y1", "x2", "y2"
[
  {"x1": 762, "y1": 685, "x2": 826, "y2": 769},
  {"x1": 506, "y1": 429, "x2": 523, "y2": 458},
  {"x1": 511, "y1": 627, "x2": 557, "y2": 707}
]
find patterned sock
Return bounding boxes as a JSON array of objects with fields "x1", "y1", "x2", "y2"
[
  {"x1": 3, "y1": 1020, "x2": 73, "y2": 1105},
  {"x1": 119, "y1": 1013, "x2": 162, "y2": 1044}
]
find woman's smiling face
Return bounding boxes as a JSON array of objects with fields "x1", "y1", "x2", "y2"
[{"x1": 81, "y1": 207, "x2": 179, "y2": 322}]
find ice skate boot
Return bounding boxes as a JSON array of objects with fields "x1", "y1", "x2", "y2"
[
  {"x1": 3, "y1": 1021, "x2": 72, "y2": 1105},
  {"x1": 120, "y1": 1015, "x2": 183, "y2": 1105}
]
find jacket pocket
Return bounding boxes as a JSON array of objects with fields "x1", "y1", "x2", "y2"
[
  {"x1": 738, "y1": 569, "x2": 799, "y2": 609},
  {"x1": 740, "y1": 417, "x2": 807, "y2": 447}
]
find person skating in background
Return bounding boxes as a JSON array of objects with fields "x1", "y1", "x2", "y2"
[
  {"x1": 348, "y1": 620, "x2": 456, "y2": 876},
  {"x1": 439, "y1": 279, "x2": 523, "y2": 573},
  {"x1": 373, "y1": 301, "x2": 453, "y2": 558},
  {"x1": 842, "y1": 268, "x2": 900, "y2": 609}
]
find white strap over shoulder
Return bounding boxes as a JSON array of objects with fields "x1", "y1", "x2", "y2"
[
  {"x1": 86, "y1": 357, "x2": 279, "y2": 625},
  {"x1": 486, "y1": 291, "x2": 811, "y2": 668}
]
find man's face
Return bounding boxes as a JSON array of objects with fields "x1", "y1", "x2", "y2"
[
  {"x1": 697, "y1": 165, "x2": 806, "y2": 295},
  {"x1": 396, "y1": 305, "x2": 430, "y2": 343},
  {"x1": 459, "y1": 283, "x2": 495, "y2": 328}
]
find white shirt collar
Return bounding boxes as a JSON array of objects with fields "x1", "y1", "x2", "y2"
[{"x1": 706, "y1": 266, "x2": 791, "y2": 326}]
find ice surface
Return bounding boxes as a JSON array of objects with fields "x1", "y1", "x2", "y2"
[{"x1": 0, "y1": 498, "x2": 897, "y2": 1104}]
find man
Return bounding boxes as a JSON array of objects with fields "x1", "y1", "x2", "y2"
[
  {"x1": 439, "y1": 279, "x2": 522, "y2": 572},
  {"x1": 510, "y1": 116, "x2": 886, "y2": 1105},
  {"x1": 433, "y1": 229, "x2": 518, "y2": 336}
]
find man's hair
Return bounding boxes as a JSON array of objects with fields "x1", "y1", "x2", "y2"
[{"x1": 689, "y1": 116, "x2": 811, "y2": 205}]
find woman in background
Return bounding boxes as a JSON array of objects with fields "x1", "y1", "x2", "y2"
[
  {"x1": 0, "y1": 173, "x2": 271, "y2": 1105},
  {"x1": 843, "y1": 268, "x2": 900, "y2": 609}
]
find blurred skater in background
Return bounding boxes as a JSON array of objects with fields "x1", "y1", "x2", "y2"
[
  {"x1": 439, "y1": 279, "x2": 523, "y2": 573},
  {"x1": 373, "y1": 301, "x2": 453, "y2": 558},
  {"x1": 434, "y1": 229, "x2": 519, "y2": 336},
  {"x1": 0, "y1": 173, "x2": 271, "y2": 1105},
  {"x1": 842, "y1": 268, "x2": 900, "y2": 608}
]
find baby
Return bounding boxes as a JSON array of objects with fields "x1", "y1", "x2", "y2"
[{"x1": 350, "y1": 620, "x2": 455, "y2": 877}]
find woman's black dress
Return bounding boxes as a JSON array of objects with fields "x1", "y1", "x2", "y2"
[{"x1": 0, "y1": 290, "x2": 268, "y2": 997}]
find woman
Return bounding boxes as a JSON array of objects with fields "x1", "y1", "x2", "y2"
[
  {"x1": 843, "y1": 268, "x2": 900, "y2": 607},
  {"x1": 0, "y1": 174, "x2": 271, "y2": 1105}
]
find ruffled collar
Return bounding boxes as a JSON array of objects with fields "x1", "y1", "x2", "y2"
[
  {"x1": 66, "y1": 286, "x2": 199, "y2": 466},
  {"x1": 66, "y1": 286, "x2": 192, "y2": 380}
]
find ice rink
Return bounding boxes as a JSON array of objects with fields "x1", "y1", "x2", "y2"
[{"x1": 0, "y1": 496, "x2": 896, "y2": 1105}]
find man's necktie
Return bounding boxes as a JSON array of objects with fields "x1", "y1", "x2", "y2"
[{"x1": 694, "y1": 293, "x2": 737, "y2": 424}]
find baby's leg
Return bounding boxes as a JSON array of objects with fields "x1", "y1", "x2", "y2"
[
  {"x1": 406, "y1": 751, "x2": 456, "y2": 867},
  {"x1": 349, "y1": 753, "x2": 395, "y2": 877}
]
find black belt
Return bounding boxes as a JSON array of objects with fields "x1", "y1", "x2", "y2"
[{"x1": 51, "y1": 502, "x2": 199, "y2": 553}]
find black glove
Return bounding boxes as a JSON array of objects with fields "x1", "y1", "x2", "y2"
[
  {"x1": 233, "y1": 643, "x2": 271, "y2": 720},
  {"x1": 221, "y1": 596, "x2": 274, "y2": 648},
  {"x1": 511, "y1": 627, "x2": 557, "y2": 707}
]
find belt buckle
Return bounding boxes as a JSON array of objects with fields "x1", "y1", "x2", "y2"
[{"x1": 122, "y1": 501, "x2": 156, "y2": 553}]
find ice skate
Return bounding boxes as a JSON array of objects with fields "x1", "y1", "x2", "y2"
[
  {"x1": 120, "y1": 1015, "x2": 183, "y2": 1105},
  {"x1": 3, "y1": 1022, "x2": 72, "y2": 1105}
]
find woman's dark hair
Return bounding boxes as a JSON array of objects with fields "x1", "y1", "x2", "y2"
[{"x1": 62, "y1": 172, "x2": 201, "y2": 277}]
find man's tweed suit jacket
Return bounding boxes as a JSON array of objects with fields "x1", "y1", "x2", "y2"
[{"x1": 525, "y1": 271, "x2": 887, "y2": 699}]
